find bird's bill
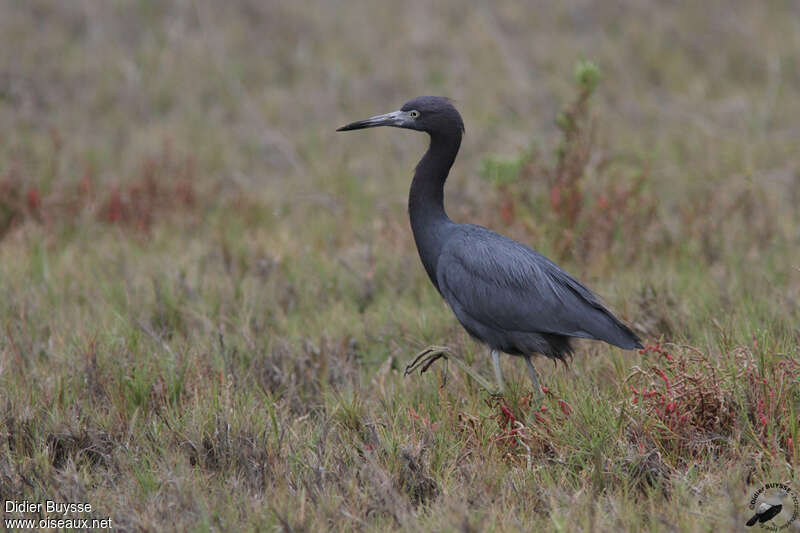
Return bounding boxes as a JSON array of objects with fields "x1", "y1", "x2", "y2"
[{"x1": 337, "y1": 110, "x2": 405, "y2": 131}]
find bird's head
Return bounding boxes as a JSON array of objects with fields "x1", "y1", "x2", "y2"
[{"x1": 337, "y1": 96, "x2": 464, "y2": 138}]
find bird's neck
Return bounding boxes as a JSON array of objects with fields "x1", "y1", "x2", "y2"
[{"x1": 408, "y1": 132, "x2": 461, "y2": 287}]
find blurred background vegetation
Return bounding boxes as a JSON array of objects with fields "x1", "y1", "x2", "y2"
[{"x1": 1, "y1": 1, "x2": 799, "y2": 531}]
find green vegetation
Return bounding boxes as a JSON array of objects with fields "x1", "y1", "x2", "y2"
[{"x1": 1, "y1": 1, "x2": 799, "y2": 531}]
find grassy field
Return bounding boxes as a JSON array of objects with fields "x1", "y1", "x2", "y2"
[{"x1": 1, "y1": 1, "x2": 799, "y2": 531}]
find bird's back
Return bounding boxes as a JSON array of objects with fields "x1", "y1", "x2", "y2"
[{"x1": 435, "y1": 224, "x2": 641, "y2": 358}]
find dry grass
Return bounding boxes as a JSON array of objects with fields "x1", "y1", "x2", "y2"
[{"x1": 1, "y1": 1, "x2": 799, "y2": 531}]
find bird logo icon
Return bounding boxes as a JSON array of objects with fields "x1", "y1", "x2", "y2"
[{"x1": 746, "y1": 483, "x2": 798, "y2": 530}]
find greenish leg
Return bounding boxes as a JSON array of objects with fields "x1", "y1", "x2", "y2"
[
  {"x1": 491, "y1": 350, "x2": 505, "y2": 394},
  {"x1": 405, "y1": 346, "x2": 503, "y2": 395},
  {"x1": 524, "y1": 355, "x2": 544, "y2": 399}
]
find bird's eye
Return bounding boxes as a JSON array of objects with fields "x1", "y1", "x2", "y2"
[{"x1": 409, "y1": 110, "x2": 420, "y2": 118}]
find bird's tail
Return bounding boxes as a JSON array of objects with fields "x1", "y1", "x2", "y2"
[
  {"x1": 587, "y1": 308, "x2": 643, "y2": 350},
  {"x1": 606, "y1": 319, "x2": 643, "y2": 350}
]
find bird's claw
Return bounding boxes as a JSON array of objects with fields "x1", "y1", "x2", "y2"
[
  {"x1": 404, "y1": 346, "x2": 451, "y2": 376},
  {"x1": 405, "y1": 345, "x2": 501, "y2": 394}
]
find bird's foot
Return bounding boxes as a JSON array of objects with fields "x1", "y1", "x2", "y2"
[
  {"x1": 405, "y1": 346, "x2": 502, "y2": 394},
  {"x1": 404, "y1": 346, "x2": 451, "y2": 376}
]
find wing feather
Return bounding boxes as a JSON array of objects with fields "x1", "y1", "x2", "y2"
[{"x1": 436, "y1": 226, "x2": 640, "y2": 349}]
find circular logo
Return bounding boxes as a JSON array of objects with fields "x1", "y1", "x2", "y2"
[{"x1": 746, "y1": 483, "x2": 798, "y2": 530}]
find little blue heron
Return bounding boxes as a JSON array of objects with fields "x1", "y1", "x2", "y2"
[{"x1": 337, "y1": 96, "x2": 642, "y2": 393}]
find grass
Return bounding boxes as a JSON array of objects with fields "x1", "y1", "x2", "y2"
[{"x1": 1, "y1": 1, "x2": 799, "y2": 531}]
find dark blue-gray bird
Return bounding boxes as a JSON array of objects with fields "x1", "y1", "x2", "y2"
[{"x1": 337, "y1": 96, "x2": 642, "y2": 392}]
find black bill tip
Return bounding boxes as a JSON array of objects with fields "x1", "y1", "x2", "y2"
[
  {"x1": 336, "y1": 122, "x2": 362, "y2": 132},
  {"x1": 336, "y1": 110, "x2": 403, "y2": 132}
]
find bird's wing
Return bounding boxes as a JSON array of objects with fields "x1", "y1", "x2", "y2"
[
  {"x1": 761, "y1": 504, "x2": 782, "y2": 523},
  {"x1": 436, "y1": 226, "x2": 641, "y2": 348}
]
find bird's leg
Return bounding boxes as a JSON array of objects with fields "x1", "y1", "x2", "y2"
[
  {"x1": 524, "y1": 356, "x2": 544, "y2": 398},
  {"x1": 491, "y1": 350, "x2": 505, "y2": 394},
  {"x1": 405, "y1": 346, "x2": 501, "y2": 394}
]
